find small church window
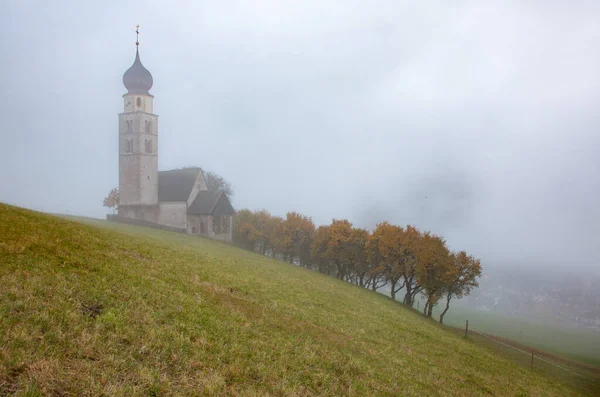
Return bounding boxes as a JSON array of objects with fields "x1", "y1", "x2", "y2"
[
  {"x1": 145, "y1": 139, "x2": 152, "y2": 153},
  {"x1": 126, "y1": 138, "x2": 133, "y2": 153},
  {"x1": 136, "y1": 97, "x2": 142, "y2": 107},
  {"x1": 146, "y1": 121, "x2": 152, "y2": 133},
  {"x1": 127, "y1": 120, "x2": 133, "y2": 133}
]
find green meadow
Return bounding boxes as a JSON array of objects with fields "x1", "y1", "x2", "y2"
[{"x1": 432, "y1": 304, "x2": 600, "y2": 367}]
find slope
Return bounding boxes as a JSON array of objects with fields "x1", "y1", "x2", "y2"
[{"x1": 0, "y1": 204, "x2": 578, "y2": 396}]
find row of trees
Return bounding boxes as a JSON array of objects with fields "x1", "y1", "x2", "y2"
[{"x1": 233, "y1": 209, "x2": 482, "y2": 324}]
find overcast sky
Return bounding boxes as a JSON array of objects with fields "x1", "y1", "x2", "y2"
[{"x1": 1, "y1": 1, "x2": 599, "y2": 269}]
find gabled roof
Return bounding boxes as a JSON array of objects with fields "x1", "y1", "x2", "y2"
[
  {"x1": 188, "y1": 190, "x2": 235, "y2": 216},
  {"x1": 158, "y1": 168, "x2": 201, "y2": 202}
]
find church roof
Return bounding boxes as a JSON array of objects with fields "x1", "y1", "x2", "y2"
[
  {"x1": 123, "y1": 47, "x2": 153, "y2": 95},
  {"x1": 158, "y1": 168, "x2": 234, "y2": 215},
  {"x1": 188, "y1": 191, "x2": 235, "y2": 216},
  {"x1": 158, "y1": 168, "x2": 201, "y2": 202}
]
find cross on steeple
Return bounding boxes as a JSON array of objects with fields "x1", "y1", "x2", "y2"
[{"x1": 136, "y1": 25, "x2": 140, "y2": 46}]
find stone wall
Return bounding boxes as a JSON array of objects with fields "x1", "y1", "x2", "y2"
[
  {"x1": 158, "y1": 202, "x2": 187, "y2": 229},
  {"x1": 187, "y1": 214, "x2": 210, "y2": 236},
  {"x1": 187, "y1": 214, "x2": 232, "y2": 242},
  {"x1": 118, "y1": 205, "x2": 159, "y2": 224}
]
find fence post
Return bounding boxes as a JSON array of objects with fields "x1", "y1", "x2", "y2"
[
  {"x1": 465, "y1": 320, "x2": 469, "y2": 338},
  {"x1": 531, "y1": 350, "x2": 534, "y2": 371}
]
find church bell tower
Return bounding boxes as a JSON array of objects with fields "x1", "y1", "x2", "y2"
[{"x1": 118, "y1": 28, "x2": 159, "y2": 221}]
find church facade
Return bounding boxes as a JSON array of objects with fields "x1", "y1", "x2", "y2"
[{"x1": 115, "y1": 42, "x2": 234, "y2": 242}]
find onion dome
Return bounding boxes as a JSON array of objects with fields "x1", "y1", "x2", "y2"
[{"x1": 122, "y1": 48, "x2": 153, "y2": 95}]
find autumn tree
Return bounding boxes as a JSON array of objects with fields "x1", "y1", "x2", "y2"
[
  {"x1": 362, "y1": 224, "x2": 388, "y2": 292},
  {"x1": 251, "y1": 210, "x2": 280, "y2": 255},
  {"x1": 296, "y1": 215, "x2": 316, "y2": 267},
  {"x1": 103, "y1": 188, "x2": 120, "y2": 214},
  {"x1": 233, "y1": 209, "x2": 258, "y2": 250},
  {"x1": 346, "y1": 228, "x2": 370, "y2": 287},
  {"x1": 354, "y1": 228, "x2": 375, "y2": 288},
  {"x1": 368, "y1": 222, "x2": 407, "y2": 300},
  {"x1": 311, "y1": 225, "x2": 333, "y2": 275},
  {"x1": 400, "y1": 225, "x2": 422, "y2": 306},
  {"x1": 264, "y1": 213, "x2": 284, "y2": 258},
  {"x1": 415, "y1": 232, "x2": 452, "y2": 317},
  {"x1": 274, "y1": 212, "x2": 315, "y2": 265},
  {"x1": 324, "y1": 219, "x2": 355, "y2": 279},
  {"x1": 439, "y1": 251, "x2": 482, "y2": 324}
]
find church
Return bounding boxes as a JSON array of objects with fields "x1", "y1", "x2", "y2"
[{"x1": 113, "y1": 39, "x2": 234, "y2": 242}]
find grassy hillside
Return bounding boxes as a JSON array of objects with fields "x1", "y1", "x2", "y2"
[{"x1": 0, "y1": 204, "x2": 589, "y2": 396}]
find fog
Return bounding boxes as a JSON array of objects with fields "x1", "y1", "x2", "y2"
[{"x1": 1, "y1": 1, "x2": 599, "y2": 270}]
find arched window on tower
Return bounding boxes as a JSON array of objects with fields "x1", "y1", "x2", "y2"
[
  {"x1": 127, "y1": 120, "x2": 132, "y2": 133},
  {"x1": 126, "y1": 139, "x2": 133, "y2": 153},
  {"x1": 146, "y1": 121, "x2": 152, "y2": 133},
  {"x1": 136, "y1": 97, "x2": 142, "y2": 107},
  {"x1": 145, "y1": 139, "x2": 152, "y2": 153}
]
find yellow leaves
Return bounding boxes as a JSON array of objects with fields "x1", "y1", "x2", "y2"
[
  {"x1": 275, "y1": 212, "x2": 315, "y2": 254},
  {"x1": 310, "y1": 225, "x2": 330, "y2": 262},
  {"x1": 233, "y1": 209, "x2": 315, "y2": 261},
  {"x1": 370, "y1": 222, "x2": 404, "y2": 259},
  {"x1": 446, "y1": 251, "x2": 482, "y2": 298},
  {"x1": 324, "y1": 219, "x2": 354, "y2": 261}
]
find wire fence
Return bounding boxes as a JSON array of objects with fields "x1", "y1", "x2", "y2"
[
  {"x1": 461, "y1": 320, "x2": 598, "y2": 386},
  {"x1": 470, "y1": 328, "x2": 593, "y2": 380}
]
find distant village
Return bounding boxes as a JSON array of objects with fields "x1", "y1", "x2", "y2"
[{"x1": 460, "y1": 268, "x2": 600, "y2": 331}]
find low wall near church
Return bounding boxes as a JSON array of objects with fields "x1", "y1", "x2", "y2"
[{"x1": 106, "y1": 214, "x2": 187, "y2": 234}]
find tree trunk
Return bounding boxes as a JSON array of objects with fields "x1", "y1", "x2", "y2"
[
  {"x1": 319, "y1": 263, "x2": 326, "y2": 274},
  {"x1": 336, "y1": 263, "x2": 345, "y2": 279},
  {"x1": 366, "y1": 274, "x2": 374, "y2": 290},
  {"x1": 391, "y1": 277, "x2": 404, "y2": 302},
  {"x1": 427, "y1": 302, "x2": 433, "y2": 317},
  {"x1": 423, "y1": 301, "x2": 429, "y2": 315},
  {"x1": 404, "y1": 293, "x2": 411, "y2": 306},
  {"x1": 439, "y1": 295, "x2": 452, "y2": 324},
  {"x1": 410, "y1": 288, "x2": 422, "y2": 308},
  {"x1": 404, "y1": 283, "x2": 413, "y2": 306}
]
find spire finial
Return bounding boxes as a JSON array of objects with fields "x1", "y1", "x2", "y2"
[{"x1": 136, "y1": 25, "x2": 140, "y2": 46}]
